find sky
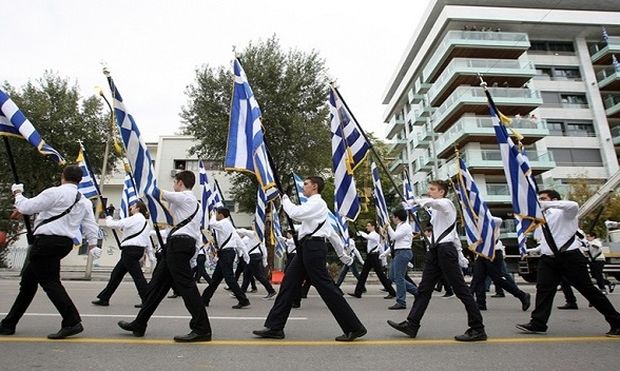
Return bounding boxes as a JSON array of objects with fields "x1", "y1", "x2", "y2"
[{"x1": 1, "y1": 0, "x2": 432, "y2": 142}]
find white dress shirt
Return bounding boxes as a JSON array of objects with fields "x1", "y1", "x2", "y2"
[
  {"x1": 387, "y1": 221, "x2": 413, "y2": 250},
  {"x1": 285, "y1": 237, "x2": 296, "y2": 254},
  {"x1": 208, "y1": 215, "x2": 243, "y2": 251},
  {"x1": 492, "y1": 216, "x2": 505, "y2": 254},
  {"x1": 237, "y1": 228, "x2": 264, "y2": 255},
  {"x1": 106, "y1": 213, "x2": 151, "y2": 248},
  {"x1": 163, "y1": 190, "x2": 202, "y2": 244},
  {"x1": 587, "y1": 238, "x2": 605, "y2": 261},
  {"x1": 358, "y1": 231, "x2": 381, "y2": 254},
  {"x1": 418, "y1": 197, "x2": 459, "y2": 246},
  {"x1": 15, "y1": 183, "x2": 99, "y2": 246},
  {"x1": 538, "y1": 200, "x2": 580, "y2": 256},
  {"x1": 282, "y1": 194, "x2": 330, "y2": 238}
]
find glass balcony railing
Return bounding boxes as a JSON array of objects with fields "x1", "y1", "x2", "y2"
[
  {"x1": 603, "y1": 95, "x2": 620, "y2": 110},
  {"x1": 423, "y1": 31, "x2": 530, "y2": 82},
  {"x1": 431, "y1": 87, "x2": 541, "y2": 130},
  {"x1": 461, "y1": 149, "x2": 554, "y2": 168},
  {"x1": 610, "y1": 125, "x2": 620, "y2": 140},
  {"x1": 596, "y1": 66, "x2": 620, "y2": 84},
  {"x1": 385, "y1": 116, "x2": 405, "y2": 139},
  {"x1": 590, "y1": 37, "x2": 620, "y2": 63},
  {"x1": 427, "y1": 58, "x2": 535, "y2": 104}
]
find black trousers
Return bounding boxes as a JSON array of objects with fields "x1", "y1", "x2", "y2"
[
  {"x1": 202, "y1": 249, "x2": 249, "y2": 305},
  {"x1": 560, "y1": 278, "x2": 577, "y2": 305},
  {"x1": 241, "y1": 255, "x2": 275, "y2": 293},
  {"x1": 470, "y1": 251, "x2": 527, "y2": 307},
  {"x1": 406, "y1": 243, "x2": 484, "y2": 330},
  {"x1": 354, "y1": 253, "x2": 395, "y2": 296},
  {"x1": 590, "y1": 260, "x2": 610, "y2": 291},
  {"x1": 1, "y1": 235, "x2": 80, "y2": 329},
  {"x1": 193, "y1": 254, "x2": 213, "y2": 284},
  {"x1": 97, "y1": 246, "x2": 148, "y2": 302},
  {"x1": 530, "y1": 251, "x2": 620, "y2": 330},
  {"x1": 264, "y1": 239, "x2": 364, "y2": 333},
  {"x1": 335, "y1": 261, "x2": 361, "y2": 287},
  {"x1": 131, "y1": 236, "x2": 210, "y2": 334},
  {"x1": 235, "y1": 259, "x2": 256, "y2": 290}
]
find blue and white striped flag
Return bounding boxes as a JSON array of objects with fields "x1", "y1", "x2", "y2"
[
  {"x1": 76, "y1": 148, "x2": 99, "y2": 199},
  {"x1": 328, "y1": 211, "x2": 350, "y2": 248},
  {"x1": 106, "y1": 73, "x2": 172, "y2": 227},
  {"x1": 271, "y1": 203, "x2": 286, "y2": 258},
  {"x1": 225, "y1": 59, "x2": 279, "y2": 201},
  {"x1": 329, "y1": 87, "x2": 369, "y2": 221},
  {"x1": 401, "y1": 169, "x2": 421, "y2": 233},
  {"x1": 486, "y1": 89, "x2": 544, "y2": 256},
  {"x1": 0, "y1": 89, "x2": 65, "y2": 163},
  {"x1": 455, "y1": 156, "x2": 496, "y2": 259},
  {"x1": 119, "y1": 174, "x2": 138, "y2": 219},
  {"x1": 292, "y1": 173, "x2": 308, "y2": 204},
  {"x1": 255, "y1": 186, "x2": 267, "y2": 242},
  {"x1": 371, "y1": 162, "x2": 389, "y2": 228}
]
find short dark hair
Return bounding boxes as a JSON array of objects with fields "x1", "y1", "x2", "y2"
[
  {"x1": 392, "y1": 208, "x2": 408, "y2": 222},
  {"x1": 175, "y1": 170, "x2": 195, "y2": 189},
  {"x1": 367, "y1": 220, "x2": 376, "y2": 227},
  {"x1": 216, "y1": 207, "x2": 230, "y2": 218},
  {"x1": 538, "y1": 189, "x2": 561, "y2": 200},
  {"x1": 306, "y1": 176, "x2": 325, "y2": 193},
  {"x1": 63, "y1": 165, "x2": 83, "y2": 184},
  {"x1": 429, "y1": 180, "x2": 450, "y2": 197},
  {"x1": 424, "y1": 226, "x2": 433, "y2": 233},
  {"x1": 134, "y1": 200, "x2": 149, "y2": 218},
  {"x1": 588, "y1": 231, "x2": 598, "y2": 238}
]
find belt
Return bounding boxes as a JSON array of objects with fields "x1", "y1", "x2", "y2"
[
  {"x1": 306, "y1": 236, "x2": 326, "y2": 242},
  {"x1": 169, "y1": 234, "x2": 195, "y2": 240},
  {"x1": 393, "y1": 248, "x2": 411, "y2": 252}
]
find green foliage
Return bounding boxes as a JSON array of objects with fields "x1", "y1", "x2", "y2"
[
  {"x1": 566, "y1": 178, "x2": 620, "y2": 238},
  {"x1": 181, "y1": 35, "x2": 332, "y2": 211},
  {"x1": 0, "y1": 72, "x2": 115, "y2": 242}
]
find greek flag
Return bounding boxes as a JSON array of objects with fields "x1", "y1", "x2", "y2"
[
  {"x1": 0, "y1": 89, "x2": 65, "y2": 163},
  {"x1": 329, "y1": 87, "x2": 369, "y2": 220},
  {"x1": 371, "y1": 162, "x2": 389, "y2": 228},
  {"x1": 106, "y1": 74, "x2": 172, "y2": 226},
  {"x1": 225, "y1": 59, "x2": 278, "y2": 201},
  {"x1": 255, "y1": 186, "x2": 267, "y2": 242},
  {"x1": 455, "y1": 156, "x2": 496, "y2": 259},
  {"x1": 603, "y1": 26, "x2": 610, "y2": 44},
  {"x1": 292, "y1": 173, "x2": 308, "y2": 204},
  {"x1": 486, "y1": 89, "x2": 544, "y2": 256},
  {"x1": 119, "y1": 175, "x2": 138, "y2": 219},
  {"x1": 402, "y1": 169, "x2": 421, "y2": 233},
  {"x1": 199, "y1": 160, "x2": 217, "y2": 222},
  {"x1": 272, "y1": 203, "x2": 286, "y2": 258},
  {"x1": 76, "y1": 148, "x2": 99, "y2": 199}
]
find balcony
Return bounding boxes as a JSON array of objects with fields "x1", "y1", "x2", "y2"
[
  {"x1": 604, "y1": 95, "x2": 620, "y2": 119},
  {"x1": 422, "y1": 31, "x2": 530, "y2": 83},
  {"x1": 461, "y1": 149, "x2": 555, "y2": 175},
  {"x1": 389, "y1": 158, "x2": 406, "y2": 173},
  {"x1": 415, "y1": 78, "x2": 432, "y2": 94},
  {"x1": 611, "y1": 126, "x2": 620, "y2": 146},
  {"x1": 427, "y1": 58, "x2": 536, "y2": 106},
  {"x1": 431, "y1": 87, "x2": 542, "y2": 132},
  {"x1": 407, "y1": 87, "x2": 425, "y2": 104},
  {"x1": 434, "y1": 116, "x2": 548, "y2": 158},
  {"x1": 590, "y1": 37, "x2": 620, "y2": 65},
  {"x1": 412, "y1": 130, "x2": 430, "y2": 149},
  {"x1": 387, "y1": 138, "x2": 407, "y2": 155},
  {"x1": 385, "y1": 116, "x2": 405, "y2": 139},
  {"x1": 596, "y1": 66, "x2": 620, "y2": 91},
  {"x1": 484, "y1": 183, "x2": 512, "y2": 204}
]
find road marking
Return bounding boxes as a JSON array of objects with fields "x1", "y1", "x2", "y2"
[
  {"x1": 0, "y1": 336, "x2": 617, "y2": 346},
  {"x1": 0, "y1": 313, "x2": 307, "y2": 321}
]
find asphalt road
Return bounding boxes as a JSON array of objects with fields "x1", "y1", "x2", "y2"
[{"x1": 0, "y1": 279, "x2": 618, "y2": 371}]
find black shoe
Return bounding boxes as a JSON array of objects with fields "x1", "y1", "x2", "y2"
[
  {"x1": 173, "y1": 331, "x2": 212, "y2": 342},
  {"x1": 609, "y1": 283, "x2": 616, "y2": 293},
  {"x1": 0, "y1": 325, "x2": 15, "y2": 335},
  {"x1": 347, "y1": 292, "x2": 362, "y2": 298},
  {"x1": 292, "y1": 302, "x2": 301, "y2": 309},
  {"x1": 232, "y1": 301, "x2": 251, "y2": 309},
  {"x1": 387, "y1": 320, "x2": 419, "y2": 338},
  {"x1": 253, "y1": 327, "x2": 285, "y2": 339},
  {"x1": 249, "y1": 288, "x2": 258, "y2": 293},
  {"x1": 442, "y1": 292, "x2": 454, "y2": 298},
  {"x1": 47, "y1": 323, "x2": 84, "y2": 339},
  {"x1": 263, "y1": 292, "x2": 277, "y2": 300},
  {"x1": 491, "y1": 293, "x2": 505, "y2": 298},
  {"x1": 134, "y1": 303, "x2": 142, "y2": 308},
  {"x1": 91, "y1": 299, "x2": 109, "y2": 306},
  {"x1": 335, "y1": 326, "x2": 367, "y2": 342},
  {"x1": 362, "y1": 288, "x2": 367, "y2": 293},
  {"x1": 557, "y1": 303, "x2": 578, "y2": 310},
  {"x1": 515, "y1": 322, "x2": 546, "y2": 334},
  {"x1": 167, "y1": 294, "x2": 179, "y2": 299},
  {"x1": 388, "y1": 303, "x2": 406, "y2": 310},
  {"x1": 606, "y1": 327, "x2": 620, "y2": 337},
  {"x1": 521, "y1": 293, "x2": 531, "y2": 311},
  {"x1": 478, "y1": 304, "x2": 487, "y2": 311},
  {"x1": 118, "y1": 320, "x2": 145, "y2": 337},
  {"x1": 384, "y1": 294, "x2": 395, "y2": 299},
  {"x1": 455, "y1": 328, "x2": 487, "y2": 342}
]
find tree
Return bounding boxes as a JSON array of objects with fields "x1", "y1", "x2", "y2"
[
  {"x1": 0, "y1": 72, "x2": 115, "y2": 264},
  {"x1": 566, "y1": 178, "x2": 620, "y2": 238},
  {"x1": 181, "y1": 35, "x2": 332, "y2": 211}
]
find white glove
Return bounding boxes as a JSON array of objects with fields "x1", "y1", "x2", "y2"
[
  {"x1": 90, "y1": 247, "x2": 102, "y2": 259},
  {"x1": 262, "y1": 258, "x2": 268, "y2": 268},
  {"x1": 243, "y1": 252, "x2": 250, "y2": 264},
  {"x1": 379, "y1": 251, "x2": 389, "y2": 259},
  {"x1": 407, "y1": 262, "x2": 414, "y2": 268},
  {"x1": 339, "y1": 254, "x2": 354, "y2": 266},
  {"x1": 105, "y1": 216, "x2": 113, "y2": 223},
  {"x1": 458, "y1": 251, "x2": 469, "y2": 269},
  {"x1": 356, "y1": 231, "x2": 362, "y2": 236},
  {"x1": 11, "y1": 183, "x2": 24, "y2": 194}
]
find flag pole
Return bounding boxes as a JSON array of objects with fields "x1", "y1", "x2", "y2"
[{"x1": 3, "y1": 136, "x2": 34, "y2": 245}]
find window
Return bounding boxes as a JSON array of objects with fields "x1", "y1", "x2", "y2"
[
  {"x1": 546, "y1": 120, "x2": 595, "y2": 137},
  {"x1": 553, "y1": 67, "x2": 581, "y2": 80},
  {"x1": 541, "y1": 92, "x2": 588, "y2": 108},
  {"x1": 549, "y1": 148, "x2": 603, "y2": 166},
  {"x1": 561, "y1": 94, "x2": 587, "y2": 105},
  {"x1": 529, "y1": 41, "x2": 575, "y2": 55},
  {"x1": 534, "y1": 67, "x2": 552, "y2": 80},
  {"x1": 547, "y1": 121, "x2": 564, "y2": 136}
]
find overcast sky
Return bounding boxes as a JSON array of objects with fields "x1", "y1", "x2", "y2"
[{"x1": 1, "y1": 0, "x2": 432, "y2": 142}]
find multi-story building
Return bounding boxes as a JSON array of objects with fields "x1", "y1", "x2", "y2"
[{"x1": 383, "y1": 0, "x2": 620, "y2": 239}]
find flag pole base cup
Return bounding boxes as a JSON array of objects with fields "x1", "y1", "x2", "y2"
[{"x1": 271, "y1": 270, "x2": 284, "y2": 284}]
